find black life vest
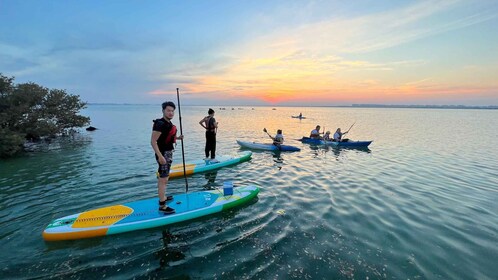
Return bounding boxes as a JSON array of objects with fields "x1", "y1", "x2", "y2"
[
  {"x1": 153, "y1": 118, "x2": 177, "y2": 148},
  {"x1": 205, "y1": 116, "x2": 216, "y2": 131}
]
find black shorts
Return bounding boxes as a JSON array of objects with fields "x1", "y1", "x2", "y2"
[{"x1": 156, "y1": 150, "x2": 173, "y2": 178}]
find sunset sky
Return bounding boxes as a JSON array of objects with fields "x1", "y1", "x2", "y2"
[{"x1": 1, "y1": 0, "x2": 497, "y2": 105}]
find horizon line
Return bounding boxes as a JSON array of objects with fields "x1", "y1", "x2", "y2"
[{"x1": 86, "y1": 103, "x2": 498, "y2": 109}]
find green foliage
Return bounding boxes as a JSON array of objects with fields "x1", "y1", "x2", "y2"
[
  {"x1": 0, "y1": 73, "x2": 90, "y2": 158},
  {"x1": 0, "y1": 128, "x2": 24, "y2": 157}
]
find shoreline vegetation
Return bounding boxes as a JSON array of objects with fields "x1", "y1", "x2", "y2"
[{"x1": 0, "y1": 74, "x2": 90, "y2": 158}]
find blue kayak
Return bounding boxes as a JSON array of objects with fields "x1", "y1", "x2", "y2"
[
  {"x1": 299, "y1": 137, "x2": 322, "y2": 144},
  {"x1": 327, "y1": 140, "x2": 372, "y2": 148},
  {"x1": 237, "y1": 140, "x2": 301, "y2": 151},
  {"x1": 299, "y1": 137, "x2": 372, "y2": 148}
]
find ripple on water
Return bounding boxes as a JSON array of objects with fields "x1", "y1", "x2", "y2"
[{"x1": 1, "y1": 106, "x2": 498, "y2": 279}]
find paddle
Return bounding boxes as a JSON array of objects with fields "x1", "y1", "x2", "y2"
[
  {"x1": 345, "y1": 122, "x2": 356, "y2": 134},
  {"x1": 341, "y1": 122, "x2": 356, "y2": 143},
  {"x1": 176, "y1": 88, "x2": 189, "y2": 193},
  {"x1": 263, "y1": 128, "x2": 273, "y2": 139}
]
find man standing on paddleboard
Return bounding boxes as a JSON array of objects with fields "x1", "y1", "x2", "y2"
[{"x1": 151, "y1": 101, "x2": 184, "y2": 214}]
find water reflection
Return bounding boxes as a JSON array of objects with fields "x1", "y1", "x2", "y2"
[
  {"x1": 156, "y1": 230, "x2": 187, "y2": 268},
  {"x1": 272, "y1": 151, "x2": 284, "y2": 170},
  {"x1": 202, "y1": 171, "x2": 218, "y2": 190},
  {"x1": 42, "y1": 235, "x2": 109, "y2": 254},
  {"x1": 327, "y1": 146, "x2": 342, "y2": 160},
  {"x1": 299, "y1": 143, "x2": 373, "y2": 163},
  {"x1": 307, "y1": 144, "x2": 321, "y2": 158},
  {"x1": 21, "y1": 133, "x2": 93, "y2": 154},
  {"x1": 332, "y1": 146, "x2": 372, "y2": 154}
]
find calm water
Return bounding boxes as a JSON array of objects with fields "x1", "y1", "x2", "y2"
[{"x1": 1, "y1": 105, "x2": 497, "y2": 279}]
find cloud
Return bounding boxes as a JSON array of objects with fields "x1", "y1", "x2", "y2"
[
  {"x1": 2, "y1": 0, "x2": 497, "y2": 105},
  {"x1": 150, "y1": 48, "x2": 428, "y2": 101},
  {"x1": 233, "y1": 0, "x2": 498, "y2": 56},
  {"x1": 157, "y1": 0, "x2": 496, "y2": 105}
]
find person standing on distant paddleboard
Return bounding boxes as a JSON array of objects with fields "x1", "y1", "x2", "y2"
[
  {"x1": 199, "y1": 108, "x2": 218, "y2": 163},
  {"x1": 151, "y1": 101, "x2": 184, "y2": 214}
]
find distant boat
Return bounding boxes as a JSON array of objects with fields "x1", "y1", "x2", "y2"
[{"x1": 272, "y1": 108, "x2": 276, "y2": 110}]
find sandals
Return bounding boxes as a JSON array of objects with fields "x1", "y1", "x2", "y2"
[
  {"x1": 159, "y1": 197, "x2": 175, "y2": 214},
  {"x1": 158, "y1": 205, "x2": 175, "y2": 214}
]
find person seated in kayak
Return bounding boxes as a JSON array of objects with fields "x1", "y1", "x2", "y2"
[
  {"x1": 271, "y1": 129, "x2": 284, "y2": 147},
  {"x1": 299, "y1": 113, "x2": 302, "y2": 118},
  {"x1": 323, "y1": 131, "x2": 332, "y2": 141},
  {"x1": 333, "y1": 128, "x2": 349, "y2": 142},
  {"x1": 310, "y1": 125, "x2": 322, "y2": 139}
]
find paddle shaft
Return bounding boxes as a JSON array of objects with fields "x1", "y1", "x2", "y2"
[
  {"x1": 346, "y1": 122, "x2": 356, "y2": 133},
  {"x1": 263, "y1": 128, "x2": 273, "y2": 139},
  {"x1": 176, "y1": 88, "x2": 189, "y2": 193}
]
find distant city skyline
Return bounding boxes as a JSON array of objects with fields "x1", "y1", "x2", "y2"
[{"x1": 1, "y1": 0, "x2": 497, "y2": 106}]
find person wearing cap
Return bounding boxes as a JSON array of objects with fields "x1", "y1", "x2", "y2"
[
  {"x1": 151, "y1": 101, "x2": 184, "y2": 214},
  {"x1": 199, "y1": 108, "x2": 219, "y2": 162}
]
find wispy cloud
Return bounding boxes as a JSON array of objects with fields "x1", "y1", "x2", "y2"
[
  {"x1": 233, "y1": 0, "x2": 497, "y2": 56},
  {"x1": 151, "y1": 49, "x2": 428, "y2": 101}
]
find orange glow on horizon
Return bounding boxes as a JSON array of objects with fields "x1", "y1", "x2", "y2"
[{"x1": 147, "y1": 51, "x2": 498, "y2": 104}]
